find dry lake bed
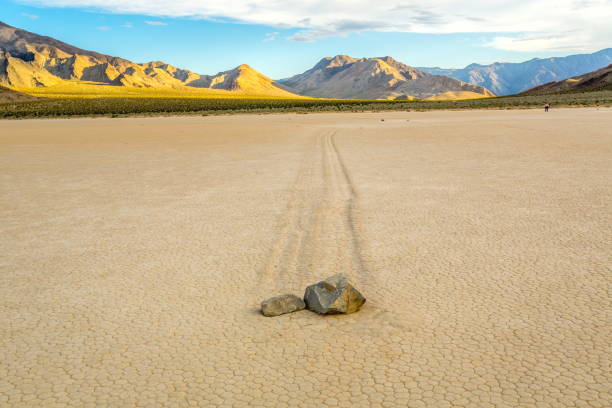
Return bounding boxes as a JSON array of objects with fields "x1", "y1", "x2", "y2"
[{"x1": 1, "y1": 108, "x2": 611, "y2": 407}]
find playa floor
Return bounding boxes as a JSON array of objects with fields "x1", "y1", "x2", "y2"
[{"x1": 1, "y1": 108, "x2": 611, "y2": 407}]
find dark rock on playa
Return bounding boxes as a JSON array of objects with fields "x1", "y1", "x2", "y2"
[
  {"x1": 304, "y1": 274, "x2": 366, "y2": 314},
  {"x1": 260, "y1": 294, "x2": 306, "y2": 317}
]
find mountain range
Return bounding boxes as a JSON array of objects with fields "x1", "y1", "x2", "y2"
[
  {"x1": 0, "y1": 21, "x2": 294, "y2": 97},
  {"x1": 279, "y1": 55, "x2": 493, "y2": 100},
  {"x1": 418, "y1": 49, "x2": 612, "y2": 95},
  {"x1": 1, "y1": 20, "x2": 611, "y2": 101},
  {"x1": 522, "y1": 64, "x2": 612, "y2": 95},
  {"x1": 0, "y1": 21, "x2": 494, "y2": 100}
]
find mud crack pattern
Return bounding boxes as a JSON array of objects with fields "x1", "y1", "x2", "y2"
[{"x1": 1, "y1": 110, "x2": 611, "y2": 407}]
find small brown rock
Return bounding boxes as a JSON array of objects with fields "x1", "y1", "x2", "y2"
[{"x1": 260, "y1": 294, "x2": 305, "y2": 317}]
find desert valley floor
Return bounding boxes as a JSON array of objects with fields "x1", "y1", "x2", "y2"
[{"x1": 1, "y1": 108, "x2": 611, "y2": 408}]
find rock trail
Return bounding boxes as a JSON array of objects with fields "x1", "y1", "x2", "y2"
[{"x1": 259, "y1": 130, "x2": 369, "y2": 295}]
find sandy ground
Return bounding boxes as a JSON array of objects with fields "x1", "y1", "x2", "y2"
[{"x1": 1, "y1": 108, "x2": 611, "y2": 408}]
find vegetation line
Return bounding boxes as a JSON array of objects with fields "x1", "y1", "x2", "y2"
[{"x1": 0, "y1": 91, "x2": 610, "y2": 119}]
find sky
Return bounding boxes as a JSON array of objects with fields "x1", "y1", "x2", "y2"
[{"x1": 2, "y1": 0, "x2": 611, "y2": 79}]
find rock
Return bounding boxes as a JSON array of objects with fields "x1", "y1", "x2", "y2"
[
  {"x1": 260, "y1": 294, "x2": 305, "y2": 317},
  {"x1": 304, "y1": 274, "x2": 366, "y2": 314}
]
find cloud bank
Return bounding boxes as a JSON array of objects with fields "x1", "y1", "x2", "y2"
[{"x1": 19, "y1": 0, "x2": 612, "y2": 51}]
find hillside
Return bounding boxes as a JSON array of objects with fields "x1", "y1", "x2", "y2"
[
  {"x1": 418, "y1": 48, "x2": 612, "y2": 95},
  {"x1": 190, "y1": 64, "x2": 296, "y2": 97},
  {"x1": 280, "y1": 55, "x2": 494, "y2": 100},
  {"x1": 0, "y1": 21, "x2": 296, "y2": 97},
  {"x1": 0, "y1": 85, "x2": 37, "y2": 102},
  {"x1": 522, "y1": 64, "x2": 612, "y2": 95}
]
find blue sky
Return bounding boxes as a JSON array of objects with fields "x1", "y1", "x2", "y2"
[{"x1": 2, "y1": 0, "x2": 610, "y2": 79}]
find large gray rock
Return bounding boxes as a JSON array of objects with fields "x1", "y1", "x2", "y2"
[
  {"x1": 304, "y1": 274, "x2": 366, "y2": 314},
  {"x1": 260, "y1": 294, "x2": 305, "y2": 317}
]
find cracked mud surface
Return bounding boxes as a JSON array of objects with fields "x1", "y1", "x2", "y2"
[{"x1": 1, "y1": 108, "x2": 611, "y2": 407}]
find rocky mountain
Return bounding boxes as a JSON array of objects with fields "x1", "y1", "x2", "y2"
[
  {"x1": 418, "y1": 49, "x2": 612, "y2": 95},
  {"x1": 279, "y1": 55, "x2": 495, "y2": 100},
  {"x1": 193, "y1": 64, "x2": 297, "y2": 96},
  {"x1": 0, "y1": 21, "x2": 296, "y2": 97},
  {"x1": 522, "y1": 64, "x2": 612, "y2": 95}
]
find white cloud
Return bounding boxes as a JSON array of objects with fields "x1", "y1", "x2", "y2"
[
  {"x1": 485, "y1": 21, "x2": 612, "y2": 52},
  {"x1": 17, "y1": 0, "x2": 612, "y2": 51},
  {"x1": 21, "y1": 12, "x2": 39, "y2": 19},
  {"x1": 121, "y1": 22, "x2": 133, "y2": 28},
  {"x1": 263, "y1": 32, "x2": 279, "y2": 42},
  {"x1": 97, "y1": 25, "x2": 110, "y2": 30},
  {"x1": 144, "y1": 20, "x2": 168, "y2": 26}
]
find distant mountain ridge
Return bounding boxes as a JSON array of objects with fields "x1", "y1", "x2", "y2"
[
  {"x1": 279, "y1": 55, "x2": 494, "y2": 100},
  {"x1": 418, "y1": 49, "x2": 612, "y2": 95},
  {"x1": 0, "y1": 21, "x2": 296, "y2": 97},
  {"x1": 522, "y1": 64, "x2": 612, "y2": 95}
]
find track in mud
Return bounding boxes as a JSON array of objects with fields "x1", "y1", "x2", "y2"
[{"x1": 259, "y1": 130, "x2": 370, "y2": 293}]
